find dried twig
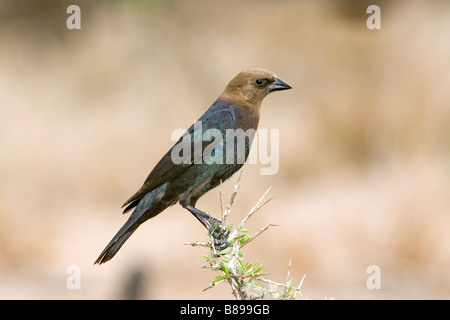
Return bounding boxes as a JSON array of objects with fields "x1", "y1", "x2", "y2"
[
  {"x1": 185, "y1": 241, "x2": 210, "y2": 247},
  {"x1": 240, "y1": 223, "x2": 277, "y2": 248},
  {"x1": 221, "y1": 170, "x2": 243, "y2": 227},
  {"x1": 238, "y1": 186, "x2": 273, "y2": 229}
]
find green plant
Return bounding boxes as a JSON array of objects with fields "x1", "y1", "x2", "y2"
[{"x1": 186, "y1": 172, "x2": 306, "y2": 300}]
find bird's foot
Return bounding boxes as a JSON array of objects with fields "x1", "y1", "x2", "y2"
[
  {"x1": 185, "y1": 205, "x2": 232, "y2": 251},
  {"x1": 209, "y1": 224, "x2": 231, "y2": 252}
]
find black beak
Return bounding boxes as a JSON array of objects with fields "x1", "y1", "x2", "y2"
[{"x1": 268, "y1": 75, "x2": 292, "y2": 93}]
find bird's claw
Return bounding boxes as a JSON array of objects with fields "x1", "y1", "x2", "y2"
[{"x1": 209, "y1": 224, "x2": 231, "y2": 252}]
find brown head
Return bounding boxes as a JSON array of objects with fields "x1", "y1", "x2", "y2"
[{"x1": 219, "y1": 68, "x2": 292, "y2": 109}]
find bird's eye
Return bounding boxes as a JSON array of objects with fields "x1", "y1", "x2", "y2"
[{"x1": 255, "y1": 78, "x2": 265, "y2": 87}]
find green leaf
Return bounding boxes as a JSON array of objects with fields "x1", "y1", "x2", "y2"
[
  {"x1": 202, "y1": 254, "x2": 213, "y2": 262},
  {"x1": 286, "y1": 278, "x2": 293, "y2": 292},
  {"x1": 237, "y1": 228, "x2": 249, "y2": 233},
  {"x1": 221, "y1": 261, "x2": 229, "y2": 278},
  {"x1": 212, "y1": 276, "x2": 224, "y2": 283},
  {"x1": 218, "y1": 246, "x2": 232, "y2": 255},
  {"x1": 237, "y1": 258, "x2": 246, "y2": 272},
  {"x1": 239, "y1": 235, "x2": 251, "y2": 244},
  {"x1": 254, "y1": 264, "x2": 265, "y2": 274}
]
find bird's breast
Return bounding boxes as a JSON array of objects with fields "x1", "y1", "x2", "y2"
[{"x1": 228, "y1": 103, "x2": 260, "y2": 132}]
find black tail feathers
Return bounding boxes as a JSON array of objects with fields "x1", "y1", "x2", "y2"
[{"x1": 94, "y1": 223, "x2": 139, "y2": 265}]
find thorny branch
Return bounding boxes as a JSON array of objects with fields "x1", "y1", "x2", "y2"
[{"x1": 185, "y1": 172, "x2": 306, "y2": 300}]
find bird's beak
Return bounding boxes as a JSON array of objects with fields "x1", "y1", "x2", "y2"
[{"x1": 268, "y1": 75, "x2": 292, "y2": 93}]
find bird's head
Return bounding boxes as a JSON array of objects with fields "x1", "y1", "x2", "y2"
[{"x1": 219, "y1": 68, "x2": 292, "y2": 109}]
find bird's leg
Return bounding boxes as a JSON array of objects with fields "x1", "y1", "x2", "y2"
[
  {"x1": 185, "y1": 205, "x2": 230, "y2": 250},
  {"x1": 186, "y1": 205, "x2": 221, "y2": 229}
]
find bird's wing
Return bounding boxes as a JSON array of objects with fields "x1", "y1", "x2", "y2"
[{"x1": 121, "y1": 107, "x2": 234, "y2": 213}]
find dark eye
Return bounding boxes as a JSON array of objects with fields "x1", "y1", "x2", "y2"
[{"x1": 255, "y1": 78, "x2": 265, "y2": 87}]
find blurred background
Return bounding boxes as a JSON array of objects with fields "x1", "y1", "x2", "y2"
[{"x1": 1, "y1": 0, "x2": 450, "y2": 299}]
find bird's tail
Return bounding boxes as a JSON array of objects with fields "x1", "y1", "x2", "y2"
[{"x1": 94, "y1": 220, "x2": 140, "y2": 265}]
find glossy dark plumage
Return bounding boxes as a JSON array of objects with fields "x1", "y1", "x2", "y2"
[{"x1": 95, "y1": 68, "x2": 291, "y2": 264}]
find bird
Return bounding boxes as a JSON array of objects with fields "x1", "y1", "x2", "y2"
[{"x1": 95, "y1": 68, "x2": 291, "y2": 264}]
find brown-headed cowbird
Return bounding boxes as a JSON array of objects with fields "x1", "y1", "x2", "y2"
[{"x1": 95, "y1": 68, "x2": 291, "y2": 264}]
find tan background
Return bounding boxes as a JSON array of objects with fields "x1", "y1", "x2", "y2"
[{"x1": 1, "y1": 0, "x2": 449, "y2": 299}]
